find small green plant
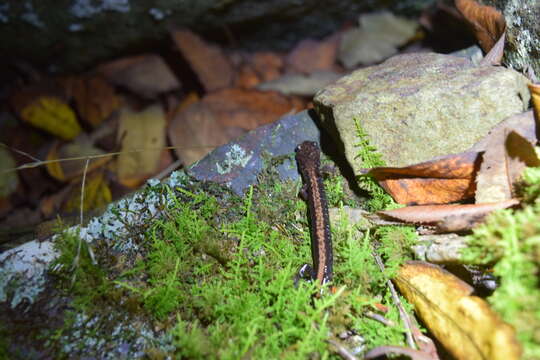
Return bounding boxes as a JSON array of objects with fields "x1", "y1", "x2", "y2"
[{"x1": 353, "y1": 118, "x2": 396, "y2": 211}]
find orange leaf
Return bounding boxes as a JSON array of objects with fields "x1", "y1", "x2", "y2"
[
  {"x1": 455, "y1": 0, "x2": 506, "y2": 53},
  {"x1": 363, "y1": 152, "x2": 481, "y2": 205},
  {"x1": 528, "y1": 83, "x2": 540, "y2": 121}
]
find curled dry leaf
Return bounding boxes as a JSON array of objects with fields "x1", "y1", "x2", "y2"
[
  {"x1": 377, "y1": 199, "x2": 518, "y2": 225},
  {"x1": 394, "y1": 261, "x2": 521, "y2": 360},
  {"x1": 361, "y1": 152, "x2": 480, "y2": 205},
  {"x1": 455, "y1": 0, "x2": 506, "y2": 53}
]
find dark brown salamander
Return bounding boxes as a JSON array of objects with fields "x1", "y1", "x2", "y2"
[{"x1": 295, "y1": 141, "x2": 333, "y2": 285}]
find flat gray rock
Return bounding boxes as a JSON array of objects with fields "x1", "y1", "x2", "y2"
[{"x1": 314, "y1": 52, "x2": 530, "y2": 173}]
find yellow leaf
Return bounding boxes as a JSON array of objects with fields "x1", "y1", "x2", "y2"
[
  {"x1": 20, "y1": 96, "x2": 81, "y2": 140},
  {"x1": 63, "y1": 172, "x2": 112, "y2": 213},
  {"x1": 393, "y1": 261, "x2": 521, "y2": 360},
  {"x1": 116, "y1": 104, "x2": 166, "y2": 186},
  {"x1": 528, "y1": 83, "x2": 540, "y2": 121}
]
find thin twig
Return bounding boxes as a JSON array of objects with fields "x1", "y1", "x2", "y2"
[{"x1": 372, "y1": 250, "x2": 416, "y2": 349}]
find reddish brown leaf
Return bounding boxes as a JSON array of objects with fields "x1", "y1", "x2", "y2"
[
  {"x1": 363, "y1": 152, "x2": 481, "y2": 205},
  {"x1": 61, "y1": 75, "x2": 120, "y2": 128},
  {"x1": 377, "y1": 199, "x2": 518, "y2": 225},
  {"x1": 171, "y1": 29, "x2": 234, "y2": 92},
  {"x1": 201, "y1": 88, "x2": 305, "y2": 129},
  {"x1": 455, "y1": 0, "x2": 506, "y2": 53}
]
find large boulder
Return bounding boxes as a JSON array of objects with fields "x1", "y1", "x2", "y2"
[{"x1": 314, "y1": 52, "x2": 530, "y2": 173}]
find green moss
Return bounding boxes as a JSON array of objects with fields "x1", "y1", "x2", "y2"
[
  {"x1": 462, "y1": 167, "x2": 540, "y2": 359},
  {"x1": 44, "y1": 150, "x2": 419, "y2": 357}
]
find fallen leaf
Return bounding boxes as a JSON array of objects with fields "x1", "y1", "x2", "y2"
[
  {"x1": 529, "y1": 82, "x2": 540, "y2": 120},
  {"x1": 474, "y1": 112, "x2": 537, "y2": 203},
  {"x1": 257, "y1": 71, "x2": 342, "y2": 96},
  {"x1": 394, "y1": 261, "x2": 521, "y2": 360},
  {"x1": 63, "y1": 171, "x2": 112, "y2": 213},
  {"x1": 46, "y1": 135, "x2": 110, "y2": 182},
  {"x1": 362, "y1": 152, "x2": 481, "y2": 205},
  {"x1": 12, "y1": 88, "x2": 81, "y2": 140},
  {"x1": 98, "y1": 54, "x2": 181, "y2": 98},
  {"x1": 171, "y1": 29, "x2": 233, "y2": 92},
  {"x1": 479, "y1": 32, "x2": 505, "y2": 66},
  {"x1": 168, "y1": 102, "x2": 232, "y2": 166},
  {"x1": 202, "y1": 88, "x2": 305, "y2": 129},
  {"x1": 339, "y1": 12, "x2": 418, "y2": 68},
  {"x1": 62, "y1": 75, "x2": 120, "y2": 128},
  {"x1": 116, "y1": 104, "x2": 166, "y2": 187},
  {"x1": 505, "y1": 130, "x2": 540, "y2": 190},
  {"x1": 378, "y1": 199, "x2": 518, "y2": 225},
  {"x1": 40, "y1": 184, "x2": 73, "y2": 218},
  {"x1": 455, "y1": 0, "x2": 506, "y2": 53},
  {"x1": 285, "y1": 35, "x2": 340, "y2": 74}
]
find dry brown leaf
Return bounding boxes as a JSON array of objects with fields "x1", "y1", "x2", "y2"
[
  {"x1": 455, "y1": 0, "x2": 506, "y2": 53},
  {"x1": 168, "y1": 102, "x2": 231, "y2": 166},
  {"x1": 98, "y1": 54, "x2": 180, "y2": 98},
  {"x1": 62, "y1": 75, "x2": 120, "y2": 128},
  {"x1": 171, "y1": 29, "x2": 233, "y2": 92},
  {"x1": 362, "y1": 152, "x2": 480, "y2": 205},
  {"x1": 377, "y1": 199, "x2": 518, "y2": 225},
  {"x1": 474, "y1": 112, "x2": 537, "y2": 203},
  {"x1": 394, "y1": 261, "x2": 521, "y2": 360},
  {"x1": 116, "y1": 104, "x2": 166, "y2": 187},
  {"x1": 285, "y1": 35, "x2": 340, "y2": 74},
  {"x1": 235, "y1": 64, "x2": 261, "y2": 89}
]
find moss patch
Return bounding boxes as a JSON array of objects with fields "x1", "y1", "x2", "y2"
[{"x1": 462, "y1": 167, "x2": 540, "y2": 358}]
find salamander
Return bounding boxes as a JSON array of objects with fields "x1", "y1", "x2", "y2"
[{"x1": 295, "y1": 141, "x2": 333, "y2": 285}]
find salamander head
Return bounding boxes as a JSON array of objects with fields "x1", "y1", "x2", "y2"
[{"x1": 295, "y1": 141, "x2": 321, "y2": 167}]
